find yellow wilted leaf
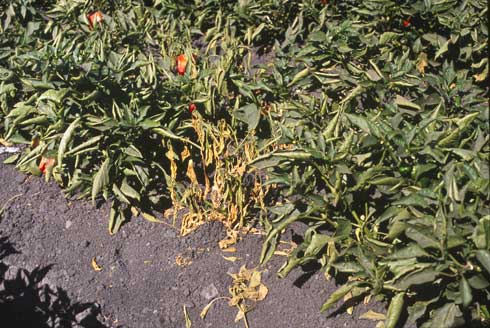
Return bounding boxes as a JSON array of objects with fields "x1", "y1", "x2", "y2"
[
  {"x1": 344, "y1": 291, "x2": 353, "y2": 315},
  {"x1": 142, "y1": 212, "x2": 164, "y2": 223},
  {"x1": 234, "y1": 307, "x2": 246, "y2": 323},
  {"x1": 181, "y1": 146, "x2": 191, "y2": 161},
  {"x1": 186, "y1": 159, "x2": 199, "y2": 185},
  {"x1": 165, "y1": 142, "x2": 178, "y2": 179},
  {"x1": 256, "y1": 284, "x2": 268, "y2": 301},
  {"x1": 222, "y1": 247, "x2": 236, "y2": 253},
  {"x1": 91, "y1": 257, "x2": 102, "y2": 271},
  {"x1": 474, "y1": 70, "x2": 487, "y2": 81},
  {"x1": 360, "y1": 310, "x2": 386, "y2": 321},
  {"x1": 0, "y1": 138, "x2": 13, "y2": 147},
  {"x1": 416, "y1": 52, "x2": 428, "y2": 75},
  {"x1": 176, "y1": 255, "x2": 193, "y2": 267},
  {"x1": 219, "y1": 230, "x2": 238, "y2": 249},
  {"x1": 249, "y1": 271, "x2": 262, "y2": 288},
  {"x1": 222, "y1": 256, "x2": 240, "y2": 262}
]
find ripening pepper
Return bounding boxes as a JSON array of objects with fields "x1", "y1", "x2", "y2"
[{"x1": 176, "y1": 54, "x2": 187, "y2": 76}]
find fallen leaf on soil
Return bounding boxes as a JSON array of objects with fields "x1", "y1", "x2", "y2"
[
  {"x1": 344, "y1": 291, "x2": 354, "y2": 314},
  {"x1": 227, "y1": 265, "x2": 269, "y2": 327},
  {"x1": 200, "y1": 297, "x2": 228, "y2": 319},
  {"x1": 219, "y1": 230, "x2": 239, "y2": 249},
  {"x1": 222, "y1": 247, "x2": 236, "y2": 253},
  {"x1": 183, "y1": 305, "x2": 192, "y2": 328},
  {"x1": 360, "y1": 310, "x2": 386, "y2": 321},
  {"x1": 222, "y1": 256, "x2": 240, "y2": 262},
  {"x1": 175, "y1": 255, "x2": 192, "y2": 267},
  {"x1": 91, "y1": 257, "x2": 103, "y2": 271}
]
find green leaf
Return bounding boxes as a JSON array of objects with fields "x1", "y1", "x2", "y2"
[
  {"x1": 304, "y1": 233, "x2": 331, "y2": 257},
  {"x1": 233, "y1": 103, "x2": 260, "y2": 131},
  {"x1": 429, "y1": 303, "x2": 463, "y2": 328},
  {"x1": 476, "y1": 250, "x2": 490, "y2": 274},
  {"x1": 459, "y1": 277, "x2": 472, "y2": 308},
  {"x1": 38, "y1": 88, "x2": 69, "y2": 104},
  {"x1": 387, "y1": 243, "x2": 430, "y2": 259},
  {"x1": 392, "y1": 194, "x2": 428, "y2": 207},
  {"x1": 385, "y1": 292, "x2": 405, "y2": 328},
  {"x1": 472, "y1": 216, "x2": 490, "y2": 249},
  {"x1": 57, "y1": 118, "x2": 81, "y2": 168},
  {"x1": 320, "y1": 282, "x2": 361, "y2": 312},
  {"x1": 407, "y1": 297, "x2": 439, "y2": 324},
  {"x1": 467, "y1": 274, "x2": 489, "y2": 290},
  {"x1": 394, "y1": 95, "x2": 422, "y2": 110},
  {"x1": 121, "y1": 179, "x2": 140, "y2": 201},
  {"x1": 393, "y1": 268, "x2": 438, "y2": 290},
  {"x1": 91, "y1": 157, "x2": 110, "y2": 203},
  {"x1": 405, "y1": 227, "x2": 439, "y2": 249},
  {"x1": 108, "y1": 203, "x2": 127, "y2": 235},
  {"x1": 379, "y1": 32, "x2": 400, "y2": 45},
  {"x1": 3, "y1": 154, "x2": 19, "y2": 164},
  {"x1": 287, "y1": 67, "x2": 310, "y2": 87}
]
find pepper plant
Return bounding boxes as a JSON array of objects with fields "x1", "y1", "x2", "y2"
[{"x1": 0, "y1": 0, "x2": 488, "y2": 327}]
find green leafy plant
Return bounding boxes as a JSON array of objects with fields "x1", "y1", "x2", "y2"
[
  {"x1": 252, "y1": 1, "x2": 489, "y2": 327},
  {"x1": 1, "y1": 1, "x2": 488, "y2": 327}
]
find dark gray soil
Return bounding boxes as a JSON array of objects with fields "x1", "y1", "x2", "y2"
[{"x1": 0, "y1": 154, "x2": 385, "y2": 328}]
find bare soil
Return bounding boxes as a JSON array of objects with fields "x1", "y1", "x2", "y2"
[{"x1": 0, "y1": 154, "x2": 385, "y2": 328}]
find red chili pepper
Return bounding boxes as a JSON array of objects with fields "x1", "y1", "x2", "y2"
[
  {"x1": 403, "y1": 17, "x2": 411, "y2": 27},
  {"x1": 320, "y1": 0, "x2": 328, "y2": 4},
  {"x1": 87, "y1": 11, "x2": 104, "y2": 29},
  {"x1": 39, "y1": 157, "x2": 56, "y2": 174},
  {"x1": 189, "y1": 103, "x2": 197, "y2": 113},
  {"x1": 176, "y1": 54, "x2": 187, "y2": 76}
]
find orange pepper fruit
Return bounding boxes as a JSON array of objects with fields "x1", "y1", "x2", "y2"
[
  {"x1": 87, "y1": 11, "x2": 104, "y2": 29},
  {"x1": 176, "y1": 54, "x2": 187, "y2": 76},
  {"x1": 39, "y1": 157, "x2": 56, "y2": 174}
]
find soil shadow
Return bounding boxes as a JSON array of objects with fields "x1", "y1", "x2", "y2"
[
  {"x1": 0, "y1": 154, "x2": 385, "y2": 328},
  {"x1": 0, "y1": 236, "x2": 106, "y2": 327}
]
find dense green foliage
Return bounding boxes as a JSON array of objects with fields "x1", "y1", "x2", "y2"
[{"x1": 1, "y1": 1, "x2": 488, "y2": 327}]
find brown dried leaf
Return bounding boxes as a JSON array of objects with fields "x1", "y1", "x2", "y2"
[
  {"x1": 416, "y1": 52, "x2": 428, "y2": 75},
  {"x1": 91, "y1": 257, "x2": 102, "y2": 271}
]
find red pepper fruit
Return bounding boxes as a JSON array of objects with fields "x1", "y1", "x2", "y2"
[
  {"x1": 87, "y1": 11, "x2": 104, "y2": 30},
  {"x1": 39, "y1": 157, "x2": 56, "y2": 174},
  {"x1": 320, "y1": 0, "x2": 328, "y2": 4},
  {"x1": 176, "y1": 54, "x2": 187, "y2": 76},
  {"x1": 189, "y1": 103, "x2": 197, "y2": 113},
  {"x1": 403, "y1": 17, "x2": 411, "y2": 27}
]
